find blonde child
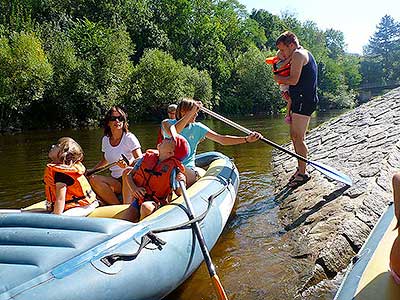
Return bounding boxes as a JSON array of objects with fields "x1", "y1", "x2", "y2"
[
  {"x1": 122, "y1": 134, "x2": 189, "y2": 222},
  {"x1": 43, "y1": 137, "x2": 98, "y2": 216},
  {"x1": 266, "y1": 50, "x2": 292, "y2": 124}
]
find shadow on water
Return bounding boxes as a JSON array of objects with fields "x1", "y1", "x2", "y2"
[{"x1": 0, "y1": 109, "x2": 348, "y2": 300}]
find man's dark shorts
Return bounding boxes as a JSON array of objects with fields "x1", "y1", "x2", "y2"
[{"x1": 291, "y1": 92, "x2": 317, "y2": 116}]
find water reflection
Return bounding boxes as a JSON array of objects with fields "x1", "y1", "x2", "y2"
[{"x1": 0, "y1": 110, "x2": 347, "y2": 300}]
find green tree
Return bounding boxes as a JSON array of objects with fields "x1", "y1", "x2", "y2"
[
  {"x1": 250, "y1": 9, "x2": 286, "y2": 50},
  {"x1": 324, "y1": 29, "x2": 346, "y2": 59},
  {"x1": 221, "y1": 47, "x2": 280, "y2": 113},
  {"x1": 364, "y1": 15, "x2": 400, "y2": 83},
  {"x1": 129, "y1": 49, "x2": 212, "y2": 120},
  {"x1": 0, "y1": 31, "x2": 53, "y2": 130},
  {"x1": 342, "y1": 54, "x2": 362, "y2": 89},
  {"x1": 35, "y1": 19, "x2": 134, "y2": 128}
]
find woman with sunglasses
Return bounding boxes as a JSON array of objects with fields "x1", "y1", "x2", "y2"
[{"x1": 88, "y1": 106, "x2": 142, "y2": 205}]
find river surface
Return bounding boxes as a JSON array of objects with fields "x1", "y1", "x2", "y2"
[{"x1": 0, "y1": 110, "x2": 346, "y2": 300}]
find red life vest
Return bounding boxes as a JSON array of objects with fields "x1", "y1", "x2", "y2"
[
  {"x1": 265, "y1": 56, "x2": 291, "y2": 77},
  {"x1": 132, "y1": 150, "x2": 185, "y2": 206},
  {"x1": 43, "y1": 162, "x2": 97, "y2": 212},
  {"x1": 156, "y1": 127, "x2": 163, "y2": 146}
]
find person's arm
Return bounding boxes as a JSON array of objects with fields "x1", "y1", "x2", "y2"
[
  {"x1": 163, "y1": 102, "x2": 202, "y2": 136},
  {"x1": 205, "y1": 129, "x2": 262, "y2": 145},
  {"x1": 53, "y1": 182, "x2": 67, "y2": 215},
  {"x1": 274, "y1": 51, "x2": 307, "y2": 86},
  {"x1": 117, "y1": 133, "x2": 143, "y2": 168},
  {"x1": 86, "y1": 156, "x2": 108, "y2": 175},
  {"x1": 173, "y1": 171, "x2": 186, "y2": 197},
  {"x1": 131, "y1": 148, "x2": 142, "y2": 160},
  {"x1": 161, "y1": 119, "x2": 172, "y2": 137},
  {"x1": 123, "y1": 158, "x2": 146, "y2": 203}
]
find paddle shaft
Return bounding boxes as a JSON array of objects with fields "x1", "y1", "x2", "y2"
[
  {"x1": 200, "y1": 107, "x2": 353, "y2": 186},
  {"x1": 86, "y1": 161, "x2": 120, "y2": 177},
  {"x1": 178, "y1": 181, "x2": 229, "y2": 300},
  {"x1": 86, "y1": 154, "x2": 130, "y2": 177},
  {"x1": 200, "y1": 107, "x2": 308, "y2": 163}
]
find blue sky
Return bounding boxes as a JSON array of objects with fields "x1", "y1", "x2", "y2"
[{"x1": 239, "y1": 0, "x2": 400, "y2": 54}]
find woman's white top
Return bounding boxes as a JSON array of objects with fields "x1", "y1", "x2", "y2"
[{"x1": 101, "y1": 132, "x2": 141, "y2": 178}]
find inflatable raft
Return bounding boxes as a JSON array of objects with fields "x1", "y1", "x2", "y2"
[
  {"x1": 0, "y1": 152, "x2": 239, "y2": 300},
  {"x1": 334, "y1": 203, "x2": 400, "y2": 300}
]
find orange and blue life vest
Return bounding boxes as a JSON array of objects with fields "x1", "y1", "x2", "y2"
[
  {"x1": 43, "y1": 162, "x2": 97, "y2": 212},
  {"x1": 132, "y1": 150, "x2": 185, "y2": 206}
]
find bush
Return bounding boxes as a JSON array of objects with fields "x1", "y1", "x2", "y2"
[
  {"x1": 319, "y1": 85, "x2": 356, "y2": 109},
  {"x1": 128, "y1": 49, "x2": 212, "y2": 120},
  {"x1": 37, "y1": 19, "x2": 134, "y2": 128},
  {"x1": 0, "y1": 31, "x2": 52, "y2": 130},
  {"x1": 220, "y1": 47, "x2": 281, "y2": 114}
]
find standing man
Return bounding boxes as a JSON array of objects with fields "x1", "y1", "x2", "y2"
[{"x1": 273, "y1": 31, "x2": 319, "y2": 188}]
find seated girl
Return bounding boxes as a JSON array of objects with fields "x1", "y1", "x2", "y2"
[{"x1": 43, "y1": 137, "x2": 98, "y2": 216}]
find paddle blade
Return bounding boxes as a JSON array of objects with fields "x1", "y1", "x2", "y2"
[
  {"x1": 211, "y1": 275, "x2": 229, "y2": 300},
  {"x1": 309, "y1": 160, "x2": 352, "y2": 186}
]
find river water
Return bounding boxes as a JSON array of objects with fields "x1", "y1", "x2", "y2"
[{"x1": 0, "y1": 110, "x2": 346, "y2": 300}]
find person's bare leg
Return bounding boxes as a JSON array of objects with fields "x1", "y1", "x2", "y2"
[
  {"x1": 185, "y1": 167, "x2": 197, "y2": 187},
  {"x1": 290, "y1": 113, "x2": 311, "y2": 175},
  {"x1": 121, "y1": 205, "x2": 140, "y2": 223},
  {"x1": 140, "y1": 202, "x2": 157, "y2": 221},
  {"x1": 89, "y1": 175, "x2": 121, "y2": 205},
  {"x1": 122, "y1": 169, "x2": 134, "y2": 204},
  {"x1": 390, "y1": 173, "x2": 400, "y2": 277}
]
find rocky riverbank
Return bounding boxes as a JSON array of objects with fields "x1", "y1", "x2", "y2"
[{"x1": 272, "y1": 88, "x2": 400, "y2": 298}]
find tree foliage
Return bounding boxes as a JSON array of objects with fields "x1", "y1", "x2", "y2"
[
  {"x1": 0, "y1": 0, "x2": 388, "y2": 131},
  {"x1": 127, "y1": 49, "x2": 212, "y2": 121},
  {"x1": 363, "y1": 15, "x2": 400, "y2": 84},
  {"x1": 0, "y1": 31, "x2": 52, "y2": 129}
]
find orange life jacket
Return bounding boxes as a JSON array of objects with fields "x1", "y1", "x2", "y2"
[
  {"x1": 132, "y1": 150, "x2": 185, "y2": 206},
  {"x1": 265, "y1": 56, "x2": 291, "y2": 77},
  {"x1": 43, "y1": 162, "x2": 97, "y2": 212}
]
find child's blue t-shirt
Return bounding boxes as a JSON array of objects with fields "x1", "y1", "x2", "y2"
[{"x1": 162, "y1": 119, "x2": 209, "y2": 168}]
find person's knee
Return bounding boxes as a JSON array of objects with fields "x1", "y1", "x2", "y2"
[
  {"x1": 89, "y1": 175, "x2": 99, "y2": 187},
  {"x1": 140, "y1": 202, "x2": 156, "y2": 219},
  {"x1": 185, "y1": 167, "x2": 197, "y2": 187},
  {"x1": 291, "y1": 131, "x2": 304, "y2": 143}
]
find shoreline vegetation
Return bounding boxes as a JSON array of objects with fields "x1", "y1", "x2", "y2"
[{"x1": 0, "y1": 1, "x2": 399, "y2": 132}]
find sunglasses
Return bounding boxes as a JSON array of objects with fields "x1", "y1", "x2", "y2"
[{"x1": 109, "y1": 115, "x2": 124, "y2": 122}]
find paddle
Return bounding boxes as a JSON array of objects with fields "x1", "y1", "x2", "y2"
[
  {"x1": 86, "y1": 154, "x2": 130, "y2": 177},
  {"x1": 200, "y1": 107, "x2": 352, "y2": 186},
  {"x1": 0, "y1": 208, "x2": 47, "y2": 214},
  {"x1": 178, "y1": 180, "x2": 229, "y2": 300}
]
